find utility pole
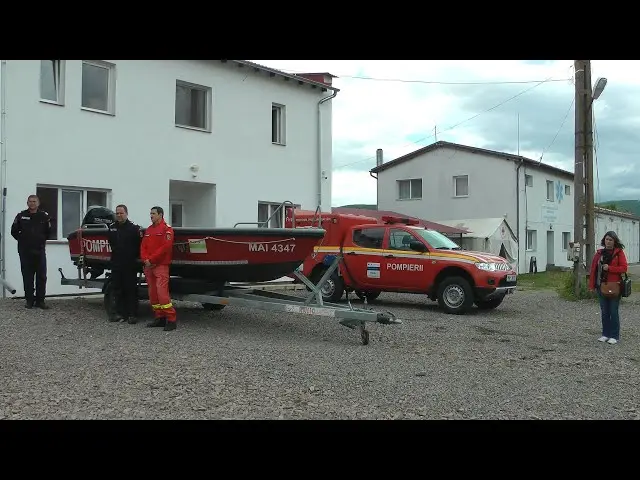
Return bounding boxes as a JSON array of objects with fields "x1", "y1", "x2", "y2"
[{"x1": 573, "y1": 60, "x2": 596, "y2": 296}]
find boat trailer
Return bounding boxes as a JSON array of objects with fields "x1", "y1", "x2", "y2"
[{"x1": 58, "y1": 255, "x2": 401, "y2": 345}]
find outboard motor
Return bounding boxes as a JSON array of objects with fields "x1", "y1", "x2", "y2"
[
  {"x1": 82, "y1": 205, "x2": 116, "y2": 227},
  {"x1": 81, "y1": 206, "x2": 116, "y2": 279}
]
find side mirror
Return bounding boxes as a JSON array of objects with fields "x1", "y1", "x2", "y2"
[{"x1": 409, "y1": 240, "x2": 427, "y2": 253}]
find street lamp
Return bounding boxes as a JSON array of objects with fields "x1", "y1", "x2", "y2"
[{"x1": 593, "y1": 77, "x2": 607, "y2": 100}]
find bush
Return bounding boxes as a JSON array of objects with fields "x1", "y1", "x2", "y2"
[{"x1": 558, "y1": 271, "x2": 595, "y2": 301}]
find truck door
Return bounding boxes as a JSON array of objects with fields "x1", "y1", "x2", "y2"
[
  {"x1": 342, "y1": 225, "x2": 387, "y2": 290},
  {"x1": 382, "y1": 228, "x2": 430, "y2": 291}
]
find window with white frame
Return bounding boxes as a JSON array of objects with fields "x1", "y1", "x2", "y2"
[
  {"x1": 257, "y1": 202, "x2": 300, "y2": 228},
  {"x1": 272, "y1": 104, "x2": 286, "y2": 145},
  {"x1": 175, "y1": 80, "x2": 211, "y2": 131},
  {"x1": 525, "y1": 174, "x2": 533, "y2": 187},
  {"x1": 454, "y1": 175, "x2": 469, "y2": 197},
  {"x1": 546, "y1": 180, "x2": 554, "y2": 201},
  {"x1": 564, "y1": 184, "x2": 571, "y2": 195},
  {"x1": 526, "y1": 229, "x2": 537, "y2": 251},
  {"x1": 36, "y1": 185, "x2": 110, "y2": 240},
  {"x1": 40, "y1": 60, "x2": 65, "y2": 105},
  {"x1": 397, "y1": 179, "x2": 422, "y2": 200},
  {"x1": 81, "y1": 60, "x2": 116, "y2": 114},
  {"x1": 562, "y1": 232, "x2": 571, "y2": 251}
]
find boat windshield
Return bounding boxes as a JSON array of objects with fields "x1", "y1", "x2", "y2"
[{"x1": 412, "y1": 228, "x2": 462, "y2": 250}]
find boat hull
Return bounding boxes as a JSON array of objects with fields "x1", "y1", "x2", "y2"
[{"x1": 66, "y1": 227, "x2": 325, "y2": 283}]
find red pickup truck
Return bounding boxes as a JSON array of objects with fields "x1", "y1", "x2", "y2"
[{"x1": 292, "y1": 212, "x2": 517, "y2": 315}]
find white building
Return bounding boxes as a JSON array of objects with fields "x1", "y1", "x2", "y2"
[
  {"x1": 0, "y1": 60, "x2": 338, "y2": 297},
  {"x1": 371, "y1": 141, "x2": 639, "y2": 273}
]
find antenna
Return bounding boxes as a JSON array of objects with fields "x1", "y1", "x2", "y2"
[
  {"x1": 434, "y1": 125, "x2": 437, "y2": 141},
  {"x1": 517, "y1": 112, "x2": 520, "y2": 157}
]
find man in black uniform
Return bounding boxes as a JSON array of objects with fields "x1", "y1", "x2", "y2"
[
  {"x1": 107, "y1": 204, "x2": 142, "y2": 324},
  {"x1": 11, "y1": 194, "x2": 52, "y2": 309}
]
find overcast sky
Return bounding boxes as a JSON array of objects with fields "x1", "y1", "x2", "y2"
[{"x1": 253, "y1": 60, "x2": 639, "y2": 207}]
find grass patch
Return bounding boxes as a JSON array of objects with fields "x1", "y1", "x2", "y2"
[
  {"x1": 518, "y1": 269, "x2": 640, "y2": 301},
  {"x1": 517, "y1": 271, "x2": 571, "y2": 290}
]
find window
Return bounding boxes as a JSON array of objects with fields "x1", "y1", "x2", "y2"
[
  {"x1": 546, "y1": 180, "x2": 554, "y2": 201},
  {"x1": 40, "y1": 60, "x2": 65, "y2": 105},
  {"x1": 170, "y1": 202, "x2": 184, "y2": 227},
  {"x1": 272, "y1": 104, "x2": 286, "y2": 145},
  {"x1": 352, "y1": 227, "x2": 385, "y2": 249},
  {"x1": 388, "y1": 229, "x2": 417, "y2": 251},
  {"x1": 565, "y1": 185, "x2": 571, "y2": 195},
  {"x1": 175, "y1": 80, "x2": 211, "y2": 131},
  {"x1": 36, "y1": 185, "x2": 110, "y2": 240},
  {"x1": 562, "y1": 232, "x2": 571, "y2": 251},
  {"x1": 454, "y1": 175, "x2": 469, "y2": 197},
  {"x1": 526, "y1": 229, "x2": 537, "y2": 251},
  {"x1": 257, "y1": 202, "x2": 300, "y2": 228},
  {"x1": 525, "y1": 174, "x2": 533, "y2": 187},
  {"x1": 397, "y1": 179, "x2": 422, "y2": 200},
  {"x1": 81, "y1": 60, "x2": 116, "y2": 114}
]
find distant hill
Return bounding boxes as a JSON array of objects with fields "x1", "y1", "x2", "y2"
[
  {"x1": 597, "y1": 200, "x2": 640, "y2": 217},
  {"x1": 336, "y1": 204, "x2": 378, "y2": 210}
]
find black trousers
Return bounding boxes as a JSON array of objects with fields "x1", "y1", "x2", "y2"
[
  {"x1": 19, "y1": 249, "x2": 47, "y2": 303},
  {"x1": 110, "y1": 266, "x2": 139, "y2": 318}
]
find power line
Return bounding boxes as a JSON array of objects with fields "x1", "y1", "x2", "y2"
[
  {"x1": 538, "y1": 96, "x2": 575, "y2": 163},
  {"x1": 274, "y1": 66, "x2": 572, "y2": 86},
  {"x1": 334, "y1": 76, "x2": 560, "y2": 170}
]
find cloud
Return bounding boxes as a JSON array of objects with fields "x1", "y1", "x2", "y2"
[{"x1": 253, "y1": 60, "x2": 640, "y2": 206}]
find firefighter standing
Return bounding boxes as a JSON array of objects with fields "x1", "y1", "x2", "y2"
[
  {"x1": 140, "y1": 206, "x2": 177, "y2": 331},
  {"x1": 107, "y1": 204, "x2": 142, "y2": 324},
  {"x1": 11, "y1": 194, "x2": 52, "y2": 309}
]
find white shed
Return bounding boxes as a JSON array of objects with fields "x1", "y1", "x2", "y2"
[{"x1": 437, "y1": 217, "x2": 519, "y2": 266}]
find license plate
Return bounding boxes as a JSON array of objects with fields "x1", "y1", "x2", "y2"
[{"x1": 507, "y1": 274, "x2": 517, "y2": 282}]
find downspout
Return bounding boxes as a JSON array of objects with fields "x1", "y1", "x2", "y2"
[
  {"x1": 370, "y1": 171, "x2": 377, "y2": 207},
  {"x1": 0, "y1": 60, "x2": 7, "y2": 298},
  {"x1": 317, "y1": 88, "x2": 338, "y2": 210},
  {"x1": 515, "y1": 158, "x2": 524, "y2": 274}
]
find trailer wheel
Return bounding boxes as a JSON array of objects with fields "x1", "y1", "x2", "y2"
[
  {"x1": 355, "y1": 290, "x2": 381, "y2": 302},
  {"x1": 437, "y1": 276, "x2": 474, "y2": 315},
  {"x1": 312, "y1": 268, "x2": 344, "y2": 303},
  {"x1": 202, "y1": 303, "x2": 226, "y2": 311},
  {"x1": 103, "y1": 288, "x2": 114, "y2": 318}
]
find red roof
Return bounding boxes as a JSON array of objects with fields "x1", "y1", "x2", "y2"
[{"x1": 331, "y1": 207, "x2": 469, "y2": 235}]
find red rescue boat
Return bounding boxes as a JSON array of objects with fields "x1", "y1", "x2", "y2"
[{"x1": 66, "y1": 205, "x2": 325, "y2": 284}]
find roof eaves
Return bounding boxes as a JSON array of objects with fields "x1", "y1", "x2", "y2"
[
  {"x1": 227, "y1": 60, "x2": 340, "y2": 93},
  {"x1": 370, "y1": 141, "x2": 574, "y2": 179}
]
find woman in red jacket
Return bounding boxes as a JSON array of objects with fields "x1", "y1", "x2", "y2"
[{"x1": 588, "y1": 230, "x2": 628, "y2": 345}]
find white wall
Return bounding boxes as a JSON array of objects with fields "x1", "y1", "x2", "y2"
[
  {"x1": 515, "y1": 163, "x2": 574, "y2": 273},
  {"x1": 595, "y1": 210, "x2": 640, "y2": 264},
  {"x1": 0, "y1": 59, "x2": 336, "y2": 297},
  {"x1": 376, "y1": 146, "x2": 575, "y2": 273}
]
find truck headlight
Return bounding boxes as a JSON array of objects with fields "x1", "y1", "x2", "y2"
[{"x1": 476, "y1": 262, "x2": 497, "y2": 272}]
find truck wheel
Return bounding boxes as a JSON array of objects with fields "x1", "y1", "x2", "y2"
[
  {"x1": 437, "y1": 276, "x2": 474, "y2": 315},
  {"x1": 355, "y1": 290, "x2": 381, "y2": 302},
  {"x1": 312, "y1": 268, "x2": 344, "y2": 303},
  {"x1": 475, "y1": 295, "x2": 506, "y2": 310}
]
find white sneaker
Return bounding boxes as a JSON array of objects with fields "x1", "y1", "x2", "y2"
[
  {"x1": 598, "y1": 336, "x2": 608, "y2": 342},
  {"x1": 606, "y1": 338, "x2": 618, "y2": 345}
]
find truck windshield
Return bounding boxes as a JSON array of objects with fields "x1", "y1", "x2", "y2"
[{"x1": 413, "y1": 228, "x2": 462, "y2": 250}]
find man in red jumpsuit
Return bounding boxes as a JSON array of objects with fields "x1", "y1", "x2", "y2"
[{"x1": 140, "y1": 206, "x2": 177, "y2": 331}]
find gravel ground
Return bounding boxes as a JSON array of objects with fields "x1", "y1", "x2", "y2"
[{"x1": 1, "y1": 288, "x2": 639, "y2": 420}]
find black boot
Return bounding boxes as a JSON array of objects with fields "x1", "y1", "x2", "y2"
[
  {"x1": 163, "y1": 321, "x2": 177, "y2": 332},
  {"x1": 25, "y1": 299, "x2": 34, "y2": 309},
  {"x1": 146, "y1": 317, "x2": 166, "y2": 328},
  {"x1": 109, "y1": 315, "x2": 122, "y2": 322},
  {"x1": 126, "y1": 316, "x2": 137, "y2": 325},
  {"x1": 35, "y1": 301, "x2": 50, "y2": 310}
]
